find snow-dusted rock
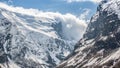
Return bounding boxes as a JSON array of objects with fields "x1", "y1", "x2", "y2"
[{"x1": 0, "y1": 2, "x2": 87, "y2": 68}]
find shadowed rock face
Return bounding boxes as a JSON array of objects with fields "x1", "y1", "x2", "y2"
[
  {"x1": 57, "y1": 0, "x2": 120, "y2": 68},
  {"x1": 0, "y1": 18, "x2": 12, "y2": 64}
]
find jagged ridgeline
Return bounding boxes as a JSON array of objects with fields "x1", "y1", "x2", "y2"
[
  {"x1": 57, "y1": 0, "x2": 120, "y2": 68},
  {"x1": 0, "y1": 2, "x2": 87, "y2": 68}
]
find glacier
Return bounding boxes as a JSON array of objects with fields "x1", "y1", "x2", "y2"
[{"x1": 0, "y1": 2, "x2": 87, "y2": 68}]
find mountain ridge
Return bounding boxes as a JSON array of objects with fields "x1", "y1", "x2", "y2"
[
  {"x1": 0, "y1": 2, "x2": 86, "y2": 68},
  {"x1": 57, "y1": 0, "x2": 120, "y2": 68}
]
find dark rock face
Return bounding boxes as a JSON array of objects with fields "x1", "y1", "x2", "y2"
[
  {"x1": 57, "y1": 0, "x2": 120, "y2": 68},
  {"x1": 0, "y1": 18, "x2": 12, "y2": 64},
  {"x1": 51, "y1": 21, "x2": 63, "y2": 39}
]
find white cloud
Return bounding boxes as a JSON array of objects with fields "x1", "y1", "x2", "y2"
[
  {"x1": 0, "y1": 2, "x2": 87, "y2": 41},
  {"x1": 65, "y1": 0, "x2": 102, "y2": 3}
]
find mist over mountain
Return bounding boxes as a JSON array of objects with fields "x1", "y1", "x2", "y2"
[
  {"x1": 0, "y1": 2, "x2": 86, "y2": 68},
  {"x1": 0, "y1": 0, "x2": 120, "y2": 68}
]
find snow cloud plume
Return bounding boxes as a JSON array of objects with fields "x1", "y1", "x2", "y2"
[{"x1": 0, "y1": 2, "x2": 87, "y2": 41}]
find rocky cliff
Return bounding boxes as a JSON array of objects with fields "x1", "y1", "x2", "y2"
[{"x1": 57, "y1": 0, "x2": 120, "y2": 68}]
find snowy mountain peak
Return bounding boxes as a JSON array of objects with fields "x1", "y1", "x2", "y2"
[
  {"x1": 0, "y1": 2, "x2": 87, "y2": 68},
  {"x1": 0, "y1": 2, "x2": 87, "y2": 41}
]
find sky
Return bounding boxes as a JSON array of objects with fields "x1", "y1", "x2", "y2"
[{"x1": 0, "y1": 0, "x2": 99, "y2": 20}]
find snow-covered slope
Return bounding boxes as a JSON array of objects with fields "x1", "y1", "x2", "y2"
[
  {"x1": 0, "y1": 2, "x2": 87, "y2": 68},
  {"x1": 57, "y1": 0, "x2": 120, "y2": 68}
]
